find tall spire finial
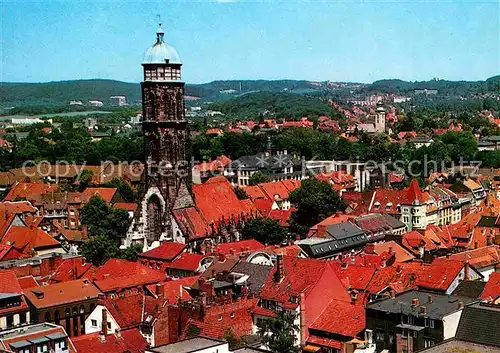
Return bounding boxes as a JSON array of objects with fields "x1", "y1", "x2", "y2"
[{"x1": 155, "y1": 14, "x2": 164, "y2": 43}]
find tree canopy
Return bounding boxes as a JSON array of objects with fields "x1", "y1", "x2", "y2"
[{"x1": 289, "y1": 178, "x2": 346, "y2": 236}]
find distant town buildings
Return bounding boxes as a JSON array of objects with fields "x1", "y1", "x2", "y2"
[{"x1": 109, "y1": 95, "x2": 127, "y2": 106}]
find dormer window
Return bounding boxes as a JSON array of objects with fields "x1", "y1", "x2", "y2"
[{"x1": 374, "y1": 201, "x2": 380, "y2": 209}]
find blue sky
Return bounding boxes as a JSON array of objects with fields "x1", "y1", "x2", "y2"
[{"x1": 1, "y1": 0, "x2": 499, "y2": 84}]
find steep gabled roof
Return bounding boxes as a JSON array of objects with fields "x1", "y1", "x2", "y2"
[
  {"x1": 309, "y1": 293, "x2": 367, "y2": 338},
  {"x1": 192, "y1": 178, "x2": 258, "y2": 226},
  {"x1": 172, "y1": 207, "x2": 210, "y2": 240},
  {"x1": 4, "y1": 182, "x2": 57, "y2": 201},
  {"x1": 140, "y1": 242, "x2": 186, "y2": 262},
  {"x1": 480, "y1": 272, "x2": 500, "y2": 301},
  {"x1": 260, "y1": 256, "x2": 349, "y2": 309},
  {"x1": 71, "y1": 328, "x2": 148, "y2": 353},
  {"x1": 1, "y1": 226, "x2": 61, "y2": 254},
  {"x1": 213, "y1": 239, "x2": 265, "y2": 256},
  {"x1": 446, "y1": 245, "x2": 500, "y2": 269},
  {"x1": 183, "y1": 298, "x2": 258, "y2": 340}
]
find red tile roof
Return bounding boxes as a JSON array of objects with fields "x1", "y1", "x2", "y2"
[
  {"x1": 184, "y1": 298, "x2": 258, "y2": 339},
  {"x1": 268, "y1": 208, "x2": 293, "y2": 227},
  {"x1": 192, "y1": 178, "x2": 258, "y2": 226},
  {"x1": 113, "y1": 202, "x2": 137, "y2": 212},
  {"x1": 172, "y1": 207, "x2": 210, "y2": 240},
  {"x1": 17, "y1": 276, "x2": 39, "y2": 289},
  {"x1": 81, "y1": 187, "x2": 117, "y2": 203},
  {"x1": 93, "y1": 270, "x2": 165, "y2": 293},
  {"x1": 330, "y1": 262, "x2": 376, "y2": 291},
  {"x1": 50, "y1": 257, "x2": 92, "y2": 283},
  {"x1": 71, "y1": 328, "x2": 148, "y2": 353},
  {"x1": 405, "y1": 258, "x2": 466, "y2": 292},
  {"x1": 102, "y1": 293, "x2": 159, "y2": 330},
  {"x1": 4, "y1": 182, "x2": 57, "y2": 201},
  {"x1": 281, "y1": 179, "x2": 301, "y2": 193},
  {"x1": 446, "y1": 245, "x2": 500, "y2": 269},
  {"x1": 264, "y1": 244, "x2": 303, "y2": 257},
  {"x1": 0, "y1": 243, "x2": 26, "y2": 261},
  {"x1": 84, "y1": 259, "x2": 162, "y2": 282},
  {"x1": 244, "y1": 185, "x2": 269, "y2": 201},
  {"x1": 373, "y1": 241, "x2": 415, "y2": 263},
  {"x1": 480, "y1": 272, "x2": 500, "y2": 301},
  {"x1": 308, "y1": 213, "x2": 352, "y2": 237},
  {"x1": 260, "y1": 256, "x2": 350, "y2": 310},
  {"x1": 310, "y1": 293, "x2": 367, "y2": 337},
  {"x1": 259, "y1": 181, "x2": 291, "y2": 200},
  {"x1": 0, "y1": 270, "x2": 24, "y2": 294},
  {"x1": 253, "y1": 198, "x2": 274, "y2": 216},
  {"x1": 140, "y1": 242, "x2": 186, "y2": 261},
  {"x1": 1, "y1": 226, "x2": 61, "y2": 254},
  {"x1": 165, "y1": 253, "x2": 206, "y2": 272},
  {"x1": 213, "y1": 239, "x2": 265, "y2": 256},
  {"x1": 194, "y1": 155, "x2": 232, "y2": 172},
  {"x1": 145, "y1": 276, "x2": 199, "y2": 304},
  {"x1": 0, "y1": 201, "x2": 37, "y2": 214},
  {"x1": 24, "y1": 279, "x2": 100, "y2": 309}
]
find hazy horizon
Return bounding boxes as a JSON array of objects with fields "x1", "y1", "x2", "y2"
[{"x1": 1, "y1": 1, "x2": 499, "y2": 84}]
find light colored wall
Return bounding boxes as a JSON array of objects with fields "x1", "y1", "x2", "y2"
[
  {"x1": 84, "y1": 305, "x2": 120, "y2": 335},
  {"x1": 442, "y1": 310, "x2": 463, "y2": 340}
]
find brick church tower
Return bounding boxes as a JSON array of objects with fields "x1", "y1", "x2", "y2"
[{"x1": 124, "y1": 24, "x2": 193, "y2": 251}]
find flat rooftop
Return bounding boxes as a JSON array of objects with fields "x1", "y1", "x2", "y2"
[{"x1": 148, "y1": 337, "x2": 227, "y2": 353}]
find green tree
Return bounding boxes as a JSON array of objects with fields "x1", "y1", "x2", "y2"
[
  {"x1": 105, "y1": 177, "x2": 138, "y2": 202},
  {"x1": 248, "y1": 172, "x2": 271, "y2": 186},
  {"x1": 257, "y1": 310, "x2": 300, "y2": 353},
  {"x1": 289, "y1": 178, "x2": 346, "y2": 236},
  {"x1": 77, "y1": 169, "x2": 94, "y2": 191},
  {"x1": 234, "y1": 186, "x2": 249, "y2": 200},
  {"x1": 118, "y1": 243, "x2": 144, "y2": 261},
  {"x1": 223, "y1": 329, "x2": 242, "y2": 350},
  {"x1": 242, "y1": 217, "x2": 288, "y2": 245},
  {"x1": 80, "y1": 235, "x2": 120, "y2": 265},
  {"x1": 80, "y1": 195, "x2": 130, "y2": 241}
]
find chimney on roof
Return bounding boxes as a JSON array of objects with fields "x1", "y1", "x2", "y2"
[
  {"x1": 388, "y1": 246, "x2": 394, "y2": 255},
  {"x1": 99, "y1": 331, "x2": 106, "y2": 343},
  {"x1": 97, "y1": 293, "x2": 106, "y2": 306},
  {"x1": 464, "y1": 261, "x2": 470, "y2": 281},
  {"x1": 390, "y1": 289, "x2": 396, "y2": 298},
  {"x1": 396, "y1": 264, "x2": 403, "y2": 275},
  {"x1": 427, "y1": 294, "x2": 433, "y2": 304},
  {"x1": 101, "y1": 308, "x2": 108, "y2": 336},
  {"x1": 32, "y1": 289, "x2": 44, "y2": 300},
  {"x1": 411, "y1": 298, "x2": 420, "y2": 306},
  {"x1": 218, "y1": 253, "x2": 226, "y2": 263},
  {"x1": 420, "y1": 306, "x2": 427, "y2": 315},
  {"x1": 299, "y1": 292, "x2": 306, "y2": 347},
  {"x1": 365, "y1": 243, "x2": 375, "y2": 254},
  {"x1": 350, "y1": 290, "x2": 358, "y2": 303},
  {"x1": 155, "y1": 283, "x2": 164, "y2": 299},
  {"x1": 115, "y1": 328, "x2": 121, "y2": 339},
  {"x1": 275, "y1": 254, "x2": 284, "y2": 283},
  {"x1": 458, "y1": 300, "x2": 464, "y2": 309}
]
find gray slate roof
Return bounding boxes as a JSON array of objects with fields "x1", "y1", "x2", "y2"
[
  {"x1": 231, "y1": 262, "x2": 272, "y2": 295},
  {"x1": 451, "y1": 280, "x2": 487, "y2": 299},
  {"x1": 366, "y1": 290, "x2": 476, "y2": 320},
  {"x1": 455, "y1": 303, "x2": 500, "y2": 347}
]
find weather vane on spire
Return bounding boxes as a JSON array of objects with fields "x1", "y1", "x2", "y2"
[{"x1": 157, "y1": 14, "x2": 161, "y2": 25}]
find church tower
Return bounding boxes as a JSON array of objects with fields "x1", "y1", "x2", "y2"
[
  {"x1": 375, "y1": 101, "x2": 386, "y2": 133},
  {"x1": 125, "y1": 24, "x2": 193, "y2": 251}
]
